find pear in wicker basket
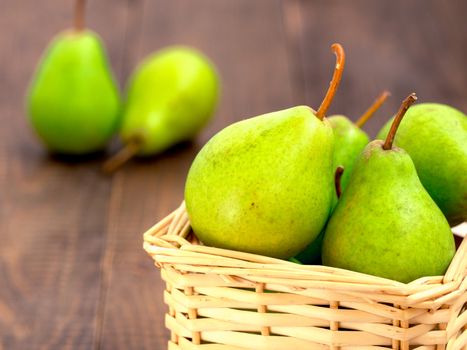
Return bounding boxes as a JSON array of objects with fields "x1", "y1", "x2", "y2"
[
  {"x1": 328, "y1": 90, "x2": 390, "y2": 207},
  {"x1": 322, "y1": 94, "x2": 456, "y2": 283},
  {"x1": 377, "y1": 103, "x2": 467, "y2": 226},
  {"x1": 185, "y1": 44, "x2": 346, "y2": 259}
]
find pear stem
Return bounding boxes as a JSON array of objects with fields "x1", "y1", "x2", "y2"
[
  {"x1": 355, "y1": 90, "x2": 391, "y2": 128},
  {"x1": 316, "y1": 43, "x2": 345, "y2": 120},
  {"x1": 74, "y1": 0, "x2": 86, "y2": 31},
  {"x1": 102, "y1": 138, "x2": 142, "y2": 174},
  {"x1": 334, "y1": 166, "x2": 345, "y2": 199},
  {"x1": 382, "y1": 93, "x2": 417, "y2": 150}
]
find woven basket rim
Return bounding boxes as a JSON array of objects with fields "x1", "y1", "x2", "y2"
[{"x1": 144, "y1": 201, "x2": 467, "y2": 307}]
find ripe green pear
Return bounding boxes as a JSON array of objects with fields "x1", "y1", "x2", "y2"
[
  {"x1": 322, "y1": 141, "x2": 455, "y2": 282},
  {"x1": 323, "y1": 96, "x2": 455, "y2": 283},
  {"x1": 377, "y1": 103, "x2": 467, "y2": 225},
  {"x1": 27, "y1": 30, "x2": 121, "y2": 154},
  {"x1": 119, "y1": 46, "x2": 219, "y2": 156},
  {"x1": 185, "y1": 106, "x2": 335, "y2": 259}
]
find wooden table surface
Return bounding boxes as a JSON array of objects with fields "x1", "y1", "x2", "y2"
[{"x1": 1, "y1": 1, "x2": 466, "y2": 349}]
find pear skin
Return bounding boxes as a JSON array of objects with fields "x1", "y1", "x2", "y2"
[
  {"x1": 323, "y1": 95, "x2": 455, "y2": 283},
  {"x1": 322, "y1": 141, "x2": 455, "y2": 282},
  {"x1": 377, "y1": 103, "x2": 467, "y2": 225},
  {"x1": 120, "y1": 46, "x2": 219, "y2": 156},
  {"x1": 185, "y1": 106, "x2": 335, "y2": 259}
]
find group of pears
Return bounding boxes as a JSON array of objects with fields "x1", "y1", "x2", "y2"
[
  {"x1": 26, "y1": 1, "x2": 466, "y2": 283},
  {"x1": 27, "y1": 0, "x2": 219, "y2": 172},
  {"x1": 185, "y1": 44, "x2": 467, "y2": 283}
]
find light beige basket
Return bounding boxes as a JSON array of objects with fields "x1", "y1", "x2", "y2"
[{"x1": 143, "y1": 202, "x2": 467, "y2": 350}]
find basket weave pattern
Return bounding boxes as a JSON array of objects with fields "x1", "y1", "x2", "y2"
[{"x1": 144, "y1": 202, "x2": 467, "y2": 350}]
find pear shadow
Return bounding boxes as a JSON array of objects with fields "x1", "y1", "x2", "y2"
[
  {"x1": 97, "y1": 140, "x2": 201, "y2": 176},
  {"x1": 47, "y1": 150, "x2": 107, "y2": 164},
  {"x1": 20, "y1": 139, "x2": 108, "y2": 170},
  {"x1": 132, "y1": 140, "x2": 200, "y2": 165}
]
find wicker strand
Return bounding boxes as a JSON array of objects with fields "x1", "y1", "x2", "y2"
[
  {"x1": 184, "y1": 286, "x2": 201, "y2": 345},
  {"x1": 255, "y1": 283, "x2": 271, "y2": 336},
  {"x1": 436, "y1": 305, "x2": 449, "y2": 350},
  {"x1": 168, "y1": 204, "x2": 187, "y2": 235},
  {"x1": 445, "y1": 292, "x2": 467, "y2": 339},
  {"x1": 392, "y1": 308, "x2": 400, "y2": 350},
  {"x1": 143, "y1": 209, "x2": 177, "y2": 239},
  {"x1": 400, "y1": 306, "x2": 410, "y2": 350},
  {"x1": 330, "y1": 301, "x2": 340, "y2": 350},
  {"x1": 167, "y1": 282, "x2": 179, "y2": 345},
  {"x1": 444, "y1": 237, "x2": 467, "y2": 283}
]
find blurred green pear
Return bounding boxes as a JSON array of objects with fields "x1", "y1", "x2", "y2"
[
  {"x1": 27, "y1": 0, "x2": 121, "y2": 155},
  {"x1": 103, "y1": 46, "x2": 219, "y2": 172}
]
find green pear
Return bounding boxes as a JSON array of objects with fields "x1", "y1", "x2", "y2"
[
  {"x1": 121, "y1": 46, "x2": 219, "y2": 155},
  {"x1": 377, "y1": 103, "x2": 467, "y2": 225},
  {"x1": 185, "y1": 44, "x2": 345, "y2": 259},
  {"x1": 322, "y1": 94, "x2": 456, "y2": 283},
  {"x1": 329, "y1": 91, "x2": 390, "y2": 206},
  {"x1": 27, "y1": 0, "x2": 120, "y2": 154},
  {"x1": 185, "y1": 106, "x2": 335, "y2": 259},
  {"x1": 103, "y1": 46, "x2": 219, "y2": 172}
]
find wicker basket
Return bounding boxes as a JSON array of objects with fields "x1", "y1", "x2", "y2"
[{"x1": 143, "y1": 202, "x2": 467, "y2": 350}]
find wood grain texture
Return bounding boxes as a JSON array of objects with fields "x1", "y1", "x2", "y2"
[
  {"x1": 0, "y1": 1, "x2": 466, "y2": 349},
  {"x1": 283, "y1": 0, "x2": 467, "y2": 137},
  {"x1": 0, "y1": 0, "x2": 128, "y2": 349}
]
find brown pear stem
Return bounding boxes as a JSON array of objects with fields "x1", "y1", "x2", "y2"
[
  {"x1": 102, "y1": 138, "x2": 142, "y2": 174},
  {"x1": 382, "y1": 93, "x2": 417, "y2": 150},
  {"x1": 355, "y1": 90, "x2": 391, "y2": 128},
  {"x1": 316, "y1": 43, "x2": 345, "y2": 120},
  {"x1": 334, "y1": 166, "x2": 345, "y2": 199},
  {"x1": 74, "y1": 0, "x2": 86, "y2": 31}
]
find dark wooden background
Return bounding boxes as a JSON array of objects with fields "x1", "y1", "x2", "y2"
[{"x1": 1, "y1": 0, "x2": 466, "y2": 349}]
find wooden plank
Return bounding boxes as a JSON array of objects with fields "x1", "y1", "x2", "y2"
[
  {"x1": 0, "y1": 0, "x2": 129, "y2": 349},
  {"x1": 283, "y1": 0, "x2": 467, "y2": 137},
  {"x1": 97, "y1": 0, "x2": 296, "y2": 348}
]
